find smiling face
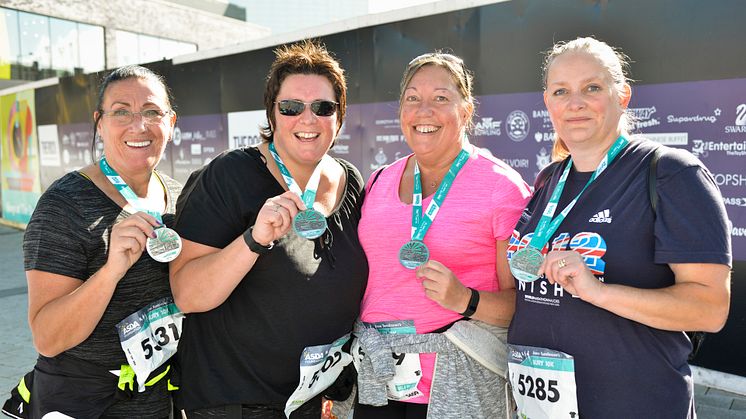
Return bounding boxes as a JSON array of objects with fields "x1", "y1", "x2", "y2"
[
  {"x1": 95, "y1": 77, "x2": 175, "y2": 176},
  {"x1": 543, "y1": 51, "x2": 630, "y2": 151},
  {"x1": 272, "y1": 73, "x2": 338, "y2": 168},
  {"x1": 399, "y1": 65, "x2": 471, "y2": 160}
]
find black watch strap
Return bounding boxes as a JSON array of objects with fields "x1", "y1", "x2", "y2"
[
  {"x1": 243, "y1": 227, "x2": 274, "y2": 255},
  {"x1": 459, "y1": 287, "x2": 480, "y2": 318}
]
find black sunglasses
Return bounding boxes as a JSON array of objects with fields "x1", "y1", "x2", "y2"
[{"x1": 276, "y1": 99, "x2": 338, "y2": 117}]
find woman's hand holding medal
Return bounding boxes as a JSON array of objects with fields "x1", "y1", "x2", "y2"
[
  {"x1": 107, "y1": 211, "x2": 162, "y2": 278},
  {"x1": 252, "y1": 191, "x2": 307, "y2": 246},
  {"x1": 415, "y1": 260, "x2": 471, "y2": 313},
  {"x1": 541, "y1": 251, "x2": 604, "y2": 302}
]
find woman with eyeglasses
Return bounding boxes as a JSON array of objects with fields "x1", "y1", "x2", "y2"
[
  {"x1": 20, "y1": 65, "x2": 181, "y2": 417},
  {"x1": 169, "y1": 40, "x2": 367, "y2": 418},
  {"x1": 348, "y1": 53, "x2": 531, "y2": 419}
]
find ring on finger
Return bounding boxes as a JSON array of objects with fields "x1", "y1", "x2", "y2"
[{"x1": 557, "y1": 258, "x2": 567, "y2": 268}]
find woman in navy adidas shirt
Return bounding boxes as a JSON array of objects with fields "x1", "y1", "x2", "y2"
[{"x1": 507, "y1": 37, "x2": 731, "y2": 419}]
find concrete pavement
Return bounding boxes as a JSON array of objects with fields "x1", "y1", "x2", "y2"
[{"x1": 0, "y1": 223, "x2": 744, "y2": 417}]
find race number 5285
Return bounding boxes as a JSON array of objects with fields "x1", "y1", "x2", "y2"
[{"x1": 517, "y1": 374, "x2": 560, "y2": 403}]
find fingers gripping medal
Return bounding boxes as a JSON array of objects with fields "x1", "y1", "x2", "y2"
[
  {"x1": 99, "y1": 157, "x2": 181, "y2": 262},
  {"x1": 269, "y1": 143, "x2": 330, "y2": 240},
  {"x1": 146, "y1": 227, "x2": 183, "y2": 262},
  {"x1": 509, "y1": 136, "x2": 629, "y2": 282},
  {"x1": 400, "y1": 148, "x2": 470, "y2": 269}
]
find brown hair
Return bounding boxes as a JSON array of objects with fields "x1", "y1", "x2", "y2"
[
  {"x1": 399, "y1": 51, "x2": 476, "y2": 132},
  {"x1": 542, "y1": 37, "x2": 633, "y2": 161},
  {"x1": 260, "y1": 40, "x2": 347, "y2": 142}
]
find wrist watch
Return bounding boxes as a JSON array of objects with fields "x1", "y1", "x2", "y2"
[
  {"x1": 243, "y1": 227, "x2": 274, "y2": 255},
  {"x1": 459, "y1": 287, "x2": 480, "y2": 318}
]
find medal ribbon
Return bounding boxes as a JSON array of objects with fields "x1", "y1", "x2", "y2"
[
  {"x1": 411, "y1": 147, "x2": 470, "y2": 240},
  {"x1": 99, "y1": 157, "x2": 163, "y2": 222},
  {"x1": 268, "y1": 142, "x2": 333, "y2": 210},
  {"x1": 528, "y1": 136, "x2": 628, "y2": 250}
]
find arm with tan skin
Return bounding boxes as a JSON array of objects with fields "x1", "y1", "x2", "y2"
[
  {"x1": 28, "y1": 212, "x2": 160, "y2": 357},
  {"x1": 415, "y1": 239, "x2": 516, "y2": 327},
  {"x1": 541, "y1": 251, "x2": 731, "y2": 332},
  {"x1": 170, "y1": 191, "x2": 305, "y2": 313}
]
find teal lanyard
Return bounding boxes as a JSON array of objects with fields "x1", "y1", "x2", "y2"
[
  {"x1": 410, "y1": 147, "x2": 470, "y2": 241},
  {"x1": 528, "y1": 136, "x2": 628, "y2": 250},
  {"x1": 98, "y1": 157, "x2": 163, "y2": 222},
  {"x1": 268, "y1": 142, "x2": 332, "y2": 209}
]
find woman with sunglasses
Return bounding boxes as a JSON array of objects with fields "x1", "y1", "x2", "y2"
[
  {"x1": 350, "y1": 53, "x2": 531, "y2": 418},
  {"x1": 20, "y1": 65, "x2": 180, "y2": 417},
  {"x1": 170, "y1": 40, "x2": 368, "y2": 418}
]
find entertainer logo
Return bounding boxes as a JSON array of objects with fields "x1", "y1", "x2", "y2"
[
  {"x1": 474, "y1": 117, "x2": 502, "y2": 136},
  {"x1": 691, "y1": 140, "x2": 746, "y2": 158}
]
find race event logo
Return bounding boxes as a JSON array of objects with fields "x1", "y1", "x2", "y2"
[
  {"x1": 667, "y1": 108, "x2": 719, "y2": 124},
  {"x1": 474, "y1": 117, "x2": 502, "y2": 136},
  {"x1": 506, "y1": 110, "x2": 530, "y2": 142},
  {"x1": 691, "y1": 139, "x2": 746, "y2": 157},
  {"x1": 629, "y1": 106, "x2": 660, "y2": 129},
  {"x1": 724, "y1": 103, "x2": 746, "y2": 134}
]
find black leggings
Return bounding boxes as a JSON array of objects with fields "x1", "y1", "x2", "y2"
[
  {"x1": 183, "y1": 397, "x2": 321, "y2": 419},
  {"x1": 353, "y1": 400, "x2": 428, "y2": 419}
]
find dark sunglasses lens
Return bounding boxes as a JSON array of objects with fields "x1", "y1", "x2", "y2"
[
  {"x1": 278, "y1": 100, "x2": 304, "y2": 116},
  {"x1": 311, "y1": 101, "x2": 337, "y2": 117}
]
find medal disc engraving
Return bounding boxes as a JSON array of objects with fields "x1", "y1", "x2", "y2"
[
  {"x1": 293, "y1": 209, "x2": 327, "y2": 239},
  {"x1": 146, "y1": 227, "x2": 182, "y2": 263},
  {"x1": 398, "y1": 240, "x2": 429, "y2": 269},
  {"x1": 510, "y1": 247, "x2": 544, "y2": 282}
]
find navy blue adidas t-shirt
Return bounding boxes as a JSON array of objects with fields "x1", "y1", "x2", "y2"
[{"x1": 507, "y1": 138, "x2": 731, "y2": 419}]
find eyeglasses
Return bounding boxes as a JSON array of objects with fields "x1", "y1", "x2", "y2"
[
  {"x1": 100, "y1": 108, "x2": 173, "y2": 125},
  {"x1": 275, "y1": 100, "x2": 338, "y2": 117}
]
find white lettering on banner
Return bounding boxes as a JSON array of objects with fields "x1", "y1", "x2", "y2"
[
  {"x1": 644, "y1": 132, "x2": 688, "y2": 146},
  {"x1": 713, "y1": 173, "x2": 746, "y2": 187},
  {"x1": 533, "y1": 110, "x2": 549, "y2": 118},
  {"x1": 723, "y1": 197, "x2": 746, "y2": 207},
  {"x1": 667, "y1": 114, "x2": 718, "y2": 124},
  {"x1": 629, "y1": 106, "x2": 657, "y2": 120},
  {"x1": 506, "y1": 159, "x2": 530, "y2": 168},
  {"x1": 732, "y1": 226, "x2": 746, "y2": 237},
  {"x1": 474, "y1": 117, "x2": 502, "y2": 136}
]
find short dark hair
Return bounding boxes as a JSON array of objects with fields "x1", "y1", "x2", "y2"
[
  {"x1": 260, "y1": 40, "x2": 347, "y2": 142},
  {"x1": 91, "y1": 65, "x2": 174, "y2": 160}
]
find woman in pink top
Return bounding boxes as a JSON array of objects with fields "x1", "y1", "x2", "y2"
[{"x1": 355, "y1": 52, "x2": 531, "y2": 418}]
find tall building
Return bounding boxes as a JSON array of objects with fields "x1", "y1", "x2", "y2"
[{"x1": 0, "y1": 0, "x2": 270, "y2": 89}]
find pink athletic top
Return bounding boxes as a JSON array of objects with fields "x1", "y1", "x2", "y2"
[{"x1": 358, "y1": 145, "x2": 531, "y2": 403}]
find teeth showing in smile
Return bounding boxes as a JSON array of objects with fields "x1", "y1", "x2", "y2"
[
  {"x1": 415, "y1": 125, "x2": 439, "y2": 133},
  {"x1": 126, "y1": 140, "x2": 152, "y2": 148},
  {"x1": 296, "y1": 132, "x2": 319, "y2": 139}
]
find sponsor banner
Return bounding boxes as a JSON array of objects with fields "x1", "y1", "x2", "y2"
[
  {"x1": 1, "y1": 90, "x2": 41, "y2": 224},
  {"x1": 353, "y1": 77, "x2": 746, "y2": 261},
  {"x1": 169, "y1": 114, "x2": 228, "y2": 184}
]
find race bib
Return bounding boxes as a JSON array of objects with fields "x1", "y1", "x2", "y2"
[
  {"x1": 508, "y1": 344, "x2": 579, "y2": 419},
  {"x1": 117, "y1": 297, "x2": 184, "y2": 392},
  {"x1": 285, "y1": 334, "x2": 353, "y2": 417},
  {"x1": 354, "y1": 320, "x2": 424, "y2": 402}
]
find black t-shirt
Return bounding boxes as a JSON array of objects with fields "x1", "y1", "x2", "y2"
[
  {"x1": 173, "y1": 147, "x2": 369, "y2": 410},
  {"x1": 23, "y1": 171, "x2": 181, "y2": 418},
  {"x1": 507, "y1": 138, "x2": 731, "y2": 419}
]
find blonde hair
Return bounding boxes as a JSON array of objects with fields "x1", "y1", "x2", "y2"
[
  {"x1": 399, "y1": 52, "x2": 476, "y2": 132},
  {"x1": 542, "y1": 37, "x2": 634, "y2": 161}
]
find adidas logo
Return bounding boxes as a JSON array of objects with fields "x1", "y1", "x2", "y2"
[{"x1": 589, "y1": 209, "x2": 612, "y2": 224}]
